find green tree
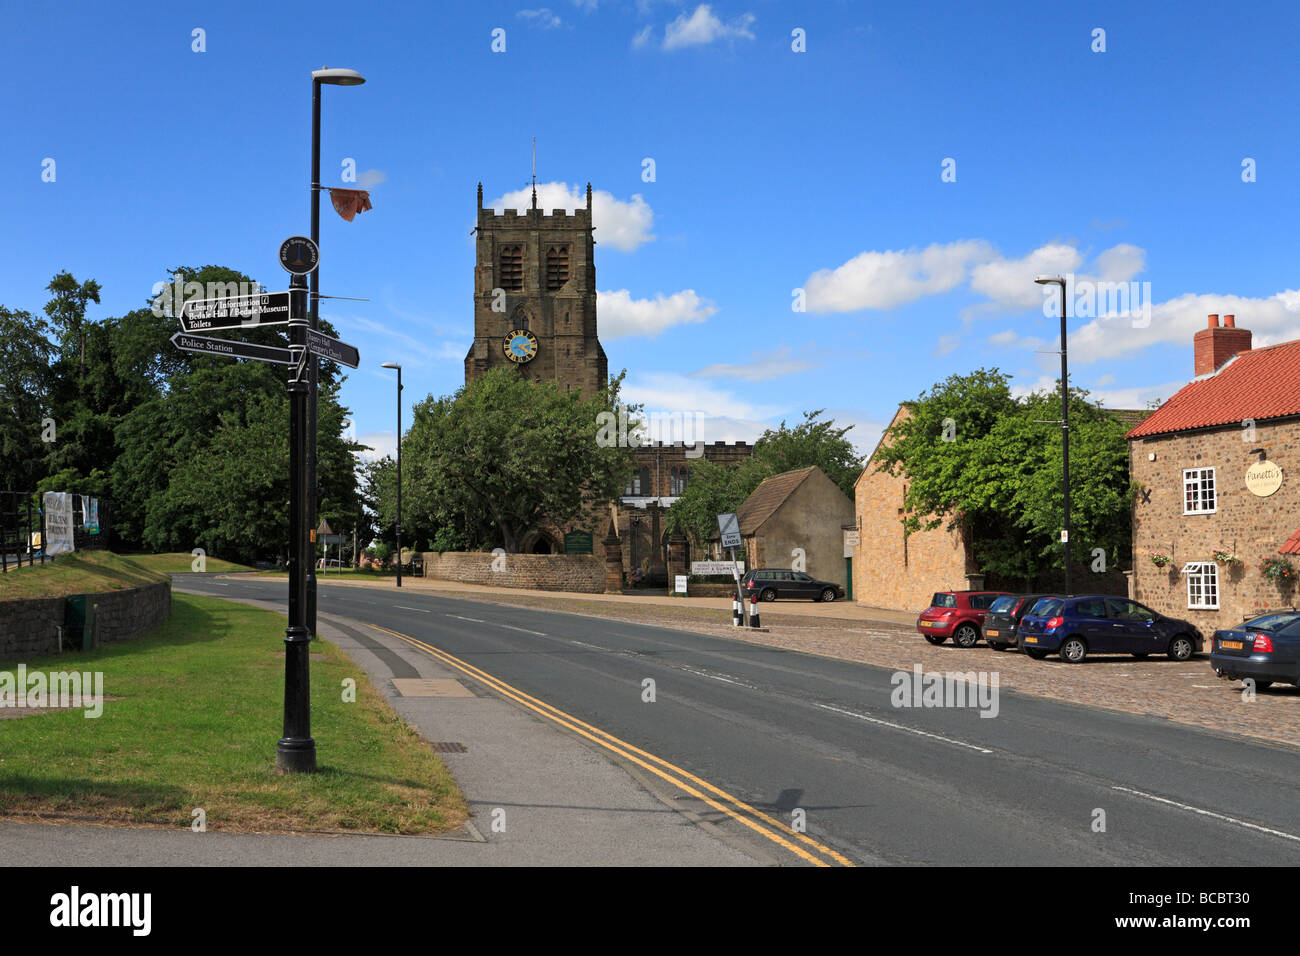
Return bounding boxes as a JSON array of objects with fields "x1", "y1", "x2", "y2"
[
  {"x1": 392, "y1": 367, "x2": 636, "y2": 553},
  {"x1": 0, "y1": 306, "x2": 55, "y2": 490},
  {"x1": 44, "y1": 271, "x2": 102, "y2": 383},
  {"x1": 875, "y1": 369, "x2": 1133, "y2": 584}
]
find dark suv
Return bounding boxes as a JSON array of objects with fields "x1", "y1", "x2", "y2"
[
  {"x1": 982, "y1": 594, "x2": 1054, "y2": 651},
  {"x1": 916, "y1": 590, "x2": 1014, "y2": 647},
  {"x1": 742, "y1": 569, "x2": 844, "y2": 602}
]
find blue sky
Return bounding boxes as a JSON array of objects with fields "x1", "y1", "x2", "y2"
[{"x1": 6, "y1": 0, "x2": 1300, "y2": 462}]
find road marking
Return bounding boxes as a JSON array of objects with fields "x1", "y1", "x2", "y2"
[
  {"x1": 568, "y1": 639, "x2": 603, "y2": 650},
  {"x1": 395, "y1": 606, "x2": 430, "y2": 613},
  {"x1": 450, "y1": 615, "x2": 486, "y2": 624},
  {"x1": 680, "y1": 665, "x2": 756, "y2": 689},
  {"x1": 370, "y1": 623, "x2": 852, "y2": 867},
  {"x1": 497, "y1": 623, "x2": 547, "y2": 636},
  {"x1": 1111, "y1": 786, "x2": 1300, "y2": 843},
  {"x1": 813, "y1": 703, "x2": 994, "y2": 755}
]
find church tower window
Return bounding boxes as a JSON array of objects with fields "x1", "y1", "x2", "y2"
[
  {"x1": 499, "y1": 245, "x2": 523, "y2": 291},
  {"x1": 546, "y1": 245, "x2": 569, "y2": 291}
]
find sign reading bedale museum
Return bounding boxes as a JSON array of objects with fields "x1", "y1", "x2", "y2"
[{"x1": 179, "y1": 291, "x2": 292, "y2": 332}]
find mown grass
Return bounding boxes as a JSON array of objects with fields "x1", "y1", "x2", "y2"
[
  {"x1": 122, "y1": 552, "x2": 253, "y2": 575},
  {"x1": 0, "y1": 592, "x2": 467, "y2": 834},
  {"x1": 0, "y1": 551, "x2": 168, "y2": 601}
]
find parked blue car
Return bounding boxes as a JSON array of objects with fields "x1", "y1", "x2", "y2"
[
  {"x1": 1210, "y1": 611, "x2": 1300, "y2": 690},
  {"x1": 1017, "y1": 595, "x2": 1203, "y2": 663}
]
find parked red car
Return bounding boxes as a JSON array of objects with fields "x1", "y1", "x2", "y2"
[{"x1": 916, "y1": 590, "x2": 1014, "y2": 647}]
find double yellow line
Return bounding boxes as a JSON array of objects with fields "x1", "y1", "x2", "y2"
[{"x1": 371, "y1": 623, "x2": 854, "y2": 867}]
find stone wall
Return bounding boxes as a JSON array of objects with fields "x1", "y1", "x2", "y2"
[
  {"x1": 1130, "y1": 417, "x2": 1300, "y2": 632},
  {"x1": 0, "y1": 581, "x2": 171, "y2": 661},
  {"x1": 421, "y1": 550, "x2": 605, "y2": 593}
]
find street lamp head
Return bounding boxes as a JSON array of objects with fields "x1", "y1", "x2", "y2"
[
  {"x1": 313, "y1": 67, "x2": 366, "y2": 86},
  {"x1": 381, "y1": 362, "x2": 401, "y2": 370},
  {"x1": 1035, "y1": 274, "x2": 1065, "y2": 286}
]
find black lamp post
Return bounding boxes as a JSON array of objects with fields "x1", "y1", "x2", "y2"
[
  {"x1": 308, "y1": 66, "x2": 365, "y2": 634},
  {"x1": 382, "y1": 362, "x2": 402, "y2": 587},
  {"x1": 1036, "y1": 274, "x2": 1071, "y2": 597}
]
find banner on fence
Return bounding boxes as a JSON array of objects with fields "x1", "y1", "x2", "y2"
[
  {"x1": 43, "y1": 492, "x2": 75, "y2": 555},
  {"x1": 83, "y1": 497, "x2": 100, "y2": 535}
]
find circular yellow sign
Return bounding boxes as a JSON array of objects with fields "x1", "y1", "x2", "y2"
[{"x1": 1246, "y1": 460, "x2": 1283, "y2": 497}]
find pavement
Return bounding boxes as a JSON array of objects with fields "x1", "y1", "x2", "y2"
[{"x1": 0, "y1": 589, "x2": 762, "y2": 866}]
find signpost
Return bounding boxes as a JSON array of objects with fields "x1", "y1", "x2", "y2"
[
  {"x1": 171, "y1": 332, "x2": 293, "y2": 365},
  {"x1": 304, "y1": 328, "x2": 360, "y2": 369},
  {"x1": 717, "y1": 512, "x2": 748, "y2": 627},
  {"x1": 179, "y1": 291, "x2": 291, "y2": 332}
]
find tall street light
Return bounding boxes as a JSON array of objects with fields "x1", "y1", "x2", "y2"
[
  {"x1": 308, "y1": 66, "x2": 365, "y2": 637},
  {"x1": 382, "y1": 363, "x2": 403, "y2": 588},
  {"x1": 1035, "y1": 274, "x2": 1071, "y2": 597}
]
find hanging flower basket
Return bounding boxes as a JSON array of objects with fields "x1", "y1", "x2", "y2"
[
  {"x1": 1259, "y1": 556, "x2": 1296, "y2": 583},
  {"x1": 1212, "y1": 549, "x2": 1240, "y2": 565},
  {"x1": 1149, "y1": 551, "x2": 1172, "y2": 569}
]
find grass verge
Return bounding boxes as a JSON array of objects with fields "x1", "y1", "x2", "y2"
[
  {"x1": 0, "y1": 592, "x2": 468, "y2": 834},
  {"x1": 123, "y1": 552, "x2": 253, "y2": 575},
  {"x1": 0, "y1": 551, "x2": 168, "y2": 601}
]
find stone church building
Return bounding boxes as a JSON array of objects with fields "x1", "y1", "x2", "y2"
[{"x1": 463, "y1": 182, "x2": 751, "y2": 574}]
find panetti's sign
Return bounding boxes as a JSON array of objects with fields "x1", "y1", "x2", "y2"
[{"x1": 1246, "y1": 460, "x2": 1283, "y2": 497}]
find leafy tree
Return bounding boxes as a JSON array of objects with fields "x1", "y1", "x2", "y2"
[
  {"x1": 0, "y1": 306, "x2": 55, "y2": 490},
  {"x1": 44, "y1": 271, "x2": 102, "y2": 383},
  {"x1": 390, "y1": 367, "x2": 636, "y2": 553},
  {"x1": 875, "y1": 369, "x2": 1133, "y2": 584}
]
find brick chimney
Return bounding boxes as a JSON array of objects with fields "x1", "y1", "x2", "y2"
[{"x1": 1194, "y1": 313, "x2": 1252, "y2": 375}]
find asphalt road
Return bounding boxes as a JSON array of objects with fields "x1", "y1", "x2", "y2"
[{"x1": 183, "y1": 575, "x2": 1300, "y2": 866}]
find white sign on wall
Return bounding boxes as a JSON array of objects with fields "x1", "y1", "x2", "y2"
[
  {"x1": 675, "y1": 575, "x2": 688, "y2": 594},
  {"x1": 43, "y1": 491, "x2": 75, "y2": 556},
  {"x1": 691, "y1": 561, "x2": 744, "y2": 576}
]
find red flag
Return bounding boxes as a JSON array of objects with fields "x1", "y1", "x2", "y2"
[{"x1": 328, "y1": 188, "x2": 373, "y2": 222}]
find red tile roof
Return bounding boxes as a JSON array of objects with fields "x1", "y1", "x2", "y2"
[
  {"x1": 1280, "y1": 526, "x2": 1300, "y2": 555},
  {"x1": 1126, "y1": 340, "x2": 1300, "y2": 439}
]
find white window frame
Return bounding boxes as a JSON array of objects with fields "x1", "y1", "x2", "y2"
[
  {"x1": 1182, "y1": 467, "x2": 1217, "y2": 515},
  {"x1": 1181, "y1": 561, "x2": 1219, "y2": 610}
]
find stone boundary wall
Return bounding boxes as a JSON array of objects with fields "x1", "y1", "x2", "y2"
[
  {"x1": 421, "y1": 551, "x2": 604, "y2": 593},
  {"x1": 0, "y1": 581, "x2": 171, "y2": 661}
]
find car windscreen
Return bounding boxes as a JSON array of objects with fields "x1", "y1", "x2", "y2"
[
  {"x1": 1272, "y1": 616, "x2": 1300, "y2": 637},
  {"x1": 931, "y1": 593, "x2": 957, "y2": 609},
  {"x1": 988, "y1": 596, "x2": 1018, "y2": 614},
  {"x1": 1245, "y1": 613, "x2": 1300, "y2": 632}
]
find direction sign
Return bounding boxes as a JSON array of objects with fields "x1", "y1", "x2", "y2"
[
  {"x1": 717, "y1": 512, "x2": 742, "y2": 550},
  {"x1": 171, "y1": 332, "x2": 293, "y2": 365},
  {"x1": 279, "y1": 235, "x2": 320, "y2": 275},
  {"x1": 180, "y1": 291, "x2": 291, "y2": 332},
  {"x1": 304, "y1": 328, "x2": 360, "y2": 369}
]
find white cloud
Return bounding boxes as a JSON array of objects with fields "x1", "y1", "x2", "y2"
[
  {"x1": 688, "y1": 344, "x2": 820, "y2": 381},
  {"x1": 356, "y1": 431, "x2": 397, "y2": 463},
  {"x1": 598, "y1": 288, "x2": 717, "y2": 338},
  {"x1": 518, "y1": 8, "x2": 563, "y2": 28},
  {"x1": 1091, "y1": 243, "x2": 1145, "y2": 283},
  {"x1": 660, "y1": 4, "x2": 755, "y2": 50},
  {"x1": 632, "y1": 24, "x2": 654, "y2": 47},
  {"x1": 488, "y1": 182, "x2": 654, "y2": 252},
  {"x1": 622, "y1": 371, "x2": 780, "y2": 441},
  {"x1": 803, "y1": 240, "x2": 993, "y2": 312},
  {"x1": 969, "y1": 242, "x2": 1083, "y2": 311},
  {"x1": 933, "y1": 333, "x2": 961, "y2": 356},
  {"x1": 357, "y1": 169, "x2": 386, "y2": 189}
]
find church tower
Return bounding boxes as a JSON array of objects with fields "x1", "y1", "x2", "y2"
[{"x1": 465, "y1": 181, "x2": 608, "y2": 396}]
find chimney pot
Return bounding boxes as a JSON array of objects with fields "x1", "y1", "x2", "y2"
[
  {"x1": 1224, "y1": 314, "x2": 1236, "y2": 328},
  {"x1": 1208, "y1": 313, "x2": 1220, "y2": 328}
]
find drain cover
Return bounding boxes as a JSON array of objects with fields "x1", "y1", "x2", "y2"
[{"x1": 430, "y1": 741, "x2": 468, "y2": 753}]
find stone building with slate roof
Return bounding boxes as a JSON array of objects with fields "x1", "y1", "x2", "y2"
[{"x1": 1128, "y1": 314, "x2": 1300, "y2": 631}]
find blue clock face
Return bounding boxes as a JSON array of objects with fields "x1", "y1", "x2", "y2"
[{"x1": 504, "y1": 329, "x2": 538, "y2": 363}]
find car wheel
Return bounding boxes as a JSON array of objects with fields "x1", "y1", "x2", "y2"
[
  {"x1": 1167, "y1": 636, "x2": 1194, "y2": 661},
  {"x1": 1060, "y1": 637, "x2": 1088, "y2": 663},
  {"x1": 1131, "y1": 652, "x2": 1150, "y2": 658},
  {"x1": 1024, "y1": 648, "x2": 1048, "y2": 660},
  {"x1": 924, "y1": 634, "x2": 946, "y2": 645},
  {"x1": 819, "y1": 587, "x2": 837, "y2": 603},
  {"x1": 953, "y1": 624, "x2": 979, "y2": 648},
  {"x1": 761, "y1": 588, "x2": 777, "y2": 602}
]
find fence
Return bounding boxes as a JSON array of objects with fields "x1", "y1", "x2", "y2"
[{"x1": 0, "y1": 491, "x2": 113, "y2": 573}]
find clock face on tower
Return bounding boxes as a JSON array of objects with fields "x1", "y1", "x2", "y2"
[{"x1": 504, "y1": 329, "x2": 539, "y2": 364}]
